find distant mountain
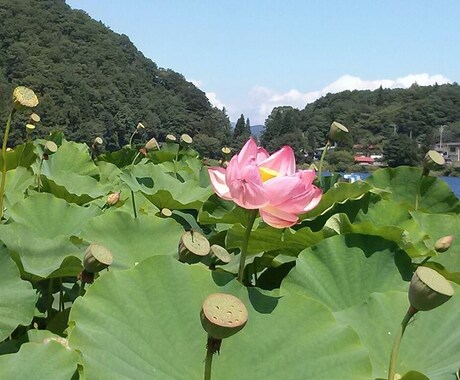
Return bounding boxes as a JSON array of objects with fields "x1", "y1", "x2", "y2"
[
  {"x1": 0, "y1": 0, "x2": 231, "y2": 150},
  {"x1": 251, "y1": 124, "x2": 265, "y2": 137}
]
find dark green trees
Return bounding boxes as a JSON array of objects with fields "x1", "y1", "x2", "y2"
[{"x1": 383, "y1": 134, "x2": 421, "y2": 167}]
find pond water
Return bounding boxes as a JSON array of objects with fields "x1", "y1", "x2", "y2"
[{"x1": 348, "y1": 173, "x2": 460, "y2": 198}]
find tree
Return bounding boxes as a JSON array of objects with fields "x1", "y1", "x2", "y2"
[{"x1": 383, "y1": 134, "x2": 421, "y2": 167}]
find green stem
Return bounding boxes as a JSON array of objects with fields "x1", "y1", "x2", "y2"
[
  {"x1": 416, "y1": 256, "x2": 431, "y2": 267},
  {"x1": 128, "y1": 130, "x2": 138, "y2": 149},
  {"x1": 388, "y1": 306, "x2": 418, "y2": 380},
  {"x1": 317, "y1": 140, "x2": 330, "y2": 186},
  {"x1": 415, "y1": 171, "x2": 425, "y2": 211},
  {"x1": 46, "y1": 278, "x2": 54, "y2": 324},
  {"x1": 37, "y1": 157, "x2": 44, "y2": 192},
  {"x1": 237, "y1": 210, "x2": 258, "y2": 284},
  {"x1": 59, "y1": 278, "x2": 64, "y2": 312},
  {"x1": 0, "y1": 109, "x2": 15, "y2": 220},
  {"x1": 204, "y1": 343, "x2": 213, "y2": 380},
  {"x1": 79, "y1": 280, "x2": 86, "y2": 297},
  {"x1": 130, "y1": 152, "x2": 141, "y2": 219}
]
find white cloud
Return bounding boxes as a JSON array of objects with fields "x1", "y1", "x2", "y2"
[
  {"x1": 246, "y1": 73, "x2": 451, "y2": 125},
  {"x1": 206, "y1": 91, "x2": 225, "y2": 110}
]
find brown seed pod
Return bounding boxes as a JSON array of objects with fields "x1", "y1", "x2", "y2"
[
  {"x1": 83, "y1": 244, "x2": 113, "y2": 273},
  {"x1": 178, "y1": 230, "x2": 210, "y2": 264}
]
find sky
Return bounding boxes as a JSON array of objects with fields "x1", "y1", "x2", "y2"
[{"x1": 66, "y1": 0, "x2": 460, "y2": 125}]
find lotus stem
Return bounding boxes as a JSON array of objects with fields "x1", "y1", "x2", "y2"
[
  {"x1": 204, "y1": 338, "x2": 214, "y2": 380},
  {"x1": 317, "y1": 140, "x2": 330, "y2": 185},
  {"x1": 46, "y1": 277, "x2": 54, "y2": 324},
  {"x1": 0, "y1": 109, "x2": 15, "y2": 220},
  {"x1": 128, "y1": 130, "x2": 138, "y2": 149},
  {"x1": 37, "y1": 156, "x2": 44, "y2": 192},
  {"x1": 415, "y1": 171, "x2": 424, "y2": 211},
  {"x1": 237, "y1": 209, "x2": 258, "y2": 283},
  {"x1": 130, "y1": 152, "x2": 142, "y2": 219},
  {"x1": 387, "y1": 306, "x2": 418, "y2": 380}
]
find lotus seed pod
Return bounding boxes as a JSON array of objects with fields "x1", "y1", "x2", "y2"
[
  {"x1": 434, "y1": 235, "x2": 454, "y2": 253},
  {"x1": 328, "y1": 121, "x2": 349, "y2": 142},
  {"x1": 205, "y1": 244, "x2": 232, "y2": 268},
  {"x1": 221, "y1": 146, "x2": 232, "y2": 160},
  {"x1": 12, "y1": 86, "x2": 39, "y2": 111},
  {"x1": 180, "y1": 133, "x2": 193, "y2": 147},
  {"x1": 165, "y1": 134, "x2": 177, "y2": 143},
  {"x1": 94, "y1": 137, "x2": 103, "y2": 146},
  {"x1": 201, "y1": 293, "x2": 248, "y2": 340},
  {"x1": 6, "y1": 148, "x2": 12, "y2": 152},
  {"x1": 408, "y1": 266, "x2": 454, "y2": 311},
  {"x1": 423, "y1": 150, "x2": 445, "y2": 172},
  {"x1": 160, "y1": 208, "x2": 172, "y2": 217},
  {"x1": 178, "y1": 230, "x2": 210, "y2": 264},
  {"x1": 29, "y1": 113, "x2": 40, "y2": 123},
  {"x1": 145, "y1": 137, "x2": 160, "y2": 151},
  {"x1": 107, "y1": 191, "x2": 121, "y2": 206},
  {"x1": 44, "y1": 141, "x2": 58, "y2": 155},
  {"x1": 26, "y1": 123, "x2": 36, "y2": 131},
  {"x1": 83, "y1": 244, "x2": 113, "y2": 273},
  {"x1": 136, "y1": 122, "x2": 145, "y2": 131}
]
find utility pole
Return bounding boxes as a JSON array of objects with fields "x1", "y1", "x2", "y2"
[{"x1": 439, "y1": 125, "x2": 447, "y2": 150}]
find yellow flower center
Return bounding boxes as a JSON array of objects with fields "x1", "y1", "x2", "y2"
[{"x1": 259, "y1": 167, "x2": 279, "y2": 182}]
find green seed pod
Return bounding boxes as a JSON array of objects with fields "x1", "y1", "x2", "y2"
[
  {"x1": 203, "y1": 244, "x2": 232, "y2": 268},
  {"x1": 83, "y1": 244, "x2": 113, "y2": 273},
  {"x1": 434, "y1": 235, "x2": 454, "y2": 253},
  {"x1": 94, "y1": 137, "x2": 103, "y2": 146},
  {"x1": 145, "y1": 137, "x2": 160, "y2": 151},
  {"x1": 13, "y1": 86, "x2": 39, "y2": 111},
  {"x1": 423, "y1": 150, "x2": 445, "y2": 172},
  {"x1": 180, "y1": 133, "x2": 193, "y2": 147},
  {"x1": 201, "y1": 293, "x2": 248, "y2": 340},
  {"x1": 408, "y1": 266, "x2": 454, "y2": 311},
  {"x1": 328, "y1": 121, "x2": 349, "y2": 142},
  {"x1": 136, "y1": 122, "x2": 145, "y2": 131},
  {"x1": 44, "y1": 141, "x2": 58, "y2": 156},
  {"x1": 26, "y1": 124, "x2": 36, "y2": 131},
  {"x1": 29, "y1": 112, "x2": 41, "y2": 123},
  {"x1": 160, "y1": 208, "x2": 172, "y2": 217},
  {"x1": 166, "y1": 134, "x2": 177, "y2": 143},
  {"x1": 178, "y1": 230, "x2": 210, "y2": 264}
]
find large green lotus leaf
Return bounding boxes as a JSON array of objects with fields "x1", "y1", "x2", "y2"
[
  {"x1": 0, "y1": 193, "x2": 100, "y2": 277},
  {"x1": 226, "y1": 222, "x2": 326, "y2": 256},
  {"x1": 199, "y1": 195, "x2": 249, "y2": 225},
  {"x1": 40, "y1": 140, "x2": 99, "y2": 177},
  {"x1": 3, "y1": 167, "x2": 35, "y2": 209},
  {"x1": 301, "y1": 180, "x2": 378, "y2": 219},
  {"x1": 5, "y1": 193, "x2": 100, "y2": 237},
  {"x1": 281, "y1": 234, "x2": 410, "y2": 311},
  {"x1": 67, "y1": 256, "x2": 371, "y2": 379},
  {"x1": 80, "y1": 211, "x2": 184, "y2": 269},
  {"x1": 121, "y1": 162, "x2": 213, "y2": 210},
  {"x1": 365, "y1": 167, "x2": 460, "y2": 213},
  {"x1": 0, "y1": 142, "x2": 36, "y2": 171},
  {"x1": 0, "y1": 249, "x2": 37, "y2": 341},
  {"x1": 96, "y1": 160, "x2": 123, "y2": 186},
  {"x1": 0, "y1": 340, "x2": 79, "y2": 379},
  {"x1": 337, "y1": 290, "x2": 460, "y2": 379}
]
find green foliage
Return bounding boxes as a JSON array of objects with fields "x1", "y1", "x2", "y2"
[
  {"x1": 383, "y1": 133, "x2": 421, "y2": 167},
  {"x1": 0, "y1": 122, "x2": 458, "y2": 378},
  {"x1": 0, "y1": 0, "x2": 229, "y2": 150},
  {"x1": 260, "y1": 84, "x2": 460, "y2": 158}
]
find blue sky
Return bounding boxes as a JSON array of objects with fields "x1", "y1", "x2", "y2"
[{"x1": 66, "y1": 1, "x2": 460, "y2": 124}]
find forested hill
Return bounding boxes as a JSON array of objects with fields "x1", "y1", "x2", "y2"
[
  {"x1": 261, "y1": 83, "x2": 460, "y2": 157},
  {"x1": 0, "y1": 0, "x2": 231, "y2": 150}
]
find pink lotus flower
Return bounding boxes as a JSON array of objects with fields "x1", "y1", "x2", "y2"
[{"x1": 208, "y1": 138, "x2": 322, "y2": 228}]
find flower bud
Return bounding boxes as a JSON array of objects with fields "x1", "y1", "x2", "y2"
[
  {"x1": 423, "y1": 150, "x2": 445, "y2": 172},
  {"x1": 107, "y1": 191, "x2": 120, "y2": 206},
  {"x1": 83, "y1": 244, "x2": 113, "y2": 273},
  {"x1": 201, "y1": 293, "x2": 248, "y2": 340},
  {"x1": 434, "y1": 235, "x2": 454, "y2": 253},
  {"x1": 12, "y1": 86, "x2": 39, "y2": 111},
  {"x1": 328, "y1": 121, "x2": 349, "y2": 142},
  {"x1": 145, "y1": 137, "x2": 160, "y2": 151},
  {"x1": 180, "y1": 133, "x2": 193, "y2": 147},
  {"x1": 408, "y1": 266, "x2": 454, "y2": 311},
  {"x1": 178, "y1": 230, "x2": 210, "y2": 264}
]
